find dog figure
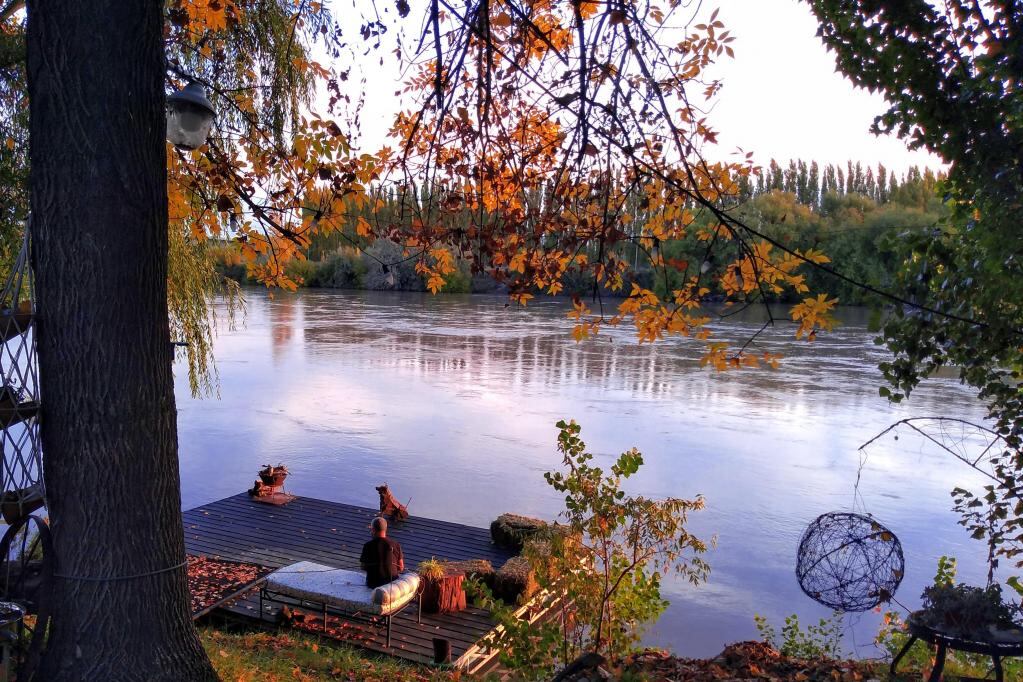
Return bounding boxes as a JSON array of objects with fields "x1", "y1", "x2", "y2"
[{"x1": 376, "y1": 484, "x2": 409, "y2": 521}]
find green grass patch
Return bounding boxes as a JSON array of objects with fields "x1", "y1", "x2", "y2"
[{"x1": 198, "y1": 624, "x2": 466, "y2": 682}]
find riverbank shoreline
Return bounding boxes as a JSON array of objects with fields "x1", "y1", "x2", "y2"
[{"x1": 200, "y1": 624, "x2": 906, "y2": 681}]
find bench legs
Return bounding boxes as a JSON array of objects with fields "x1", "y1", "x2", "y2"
[
  {"x1": 889, "y1": 635, "x2": 917, "y2": 677},
  {"x1": 928, "y1": 643, "x2": 946, "y2": 682},
  {"x1": 889, "y1": 633, "x2": 1009, "y2": 682},
  {"x1": 262, "y1": 588, "x2": 418, "y2": 649}
]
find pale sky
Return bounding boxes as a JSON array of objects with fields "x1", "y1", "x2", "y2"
[
  {"x1": 337, "y1": 0, "x2": 944, "y2": 173},
  {"x1": 704, "y1": 0, "x2": 942, "y2": 172}
]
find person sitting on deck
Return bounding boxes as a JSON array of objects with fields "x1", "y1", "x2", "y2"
[{"x1": 360, "y1": 516, "x2": 405, "y2": 588}]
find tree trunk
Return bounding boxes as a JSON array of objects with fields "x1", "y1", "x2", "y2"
[
  {"x1": 26, "y1": 1, "x2": 217, "y2": 679},
  {"x1": 421, "y1": 573, "x2": 466, "y2": 614}
]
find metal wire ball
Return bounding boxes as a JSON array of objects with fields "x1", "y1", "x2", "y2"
[{"x1": 796, "y1": 512, "x2": 904, "y2": 612}]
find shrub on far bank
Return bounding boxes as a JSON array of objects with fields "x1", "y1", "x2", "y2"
[
  {"x1": 439, "y1": 264, "x2": 471, "y2": 293},
  {"x1": 212, "y1": 238, "x2": 531, "y2": 295},
  {"x1": 209, "y1": 243, "x2": 251, "y2": 284},
  {"x1": 284, "y1": 257, "x2": 318, "y2": 287},
  {"x1": 310, "y1": 248, "x2": 368, "y2": 289},
  {"x1": 363, "y1": 240, "x2": 425, "y2": 291}
]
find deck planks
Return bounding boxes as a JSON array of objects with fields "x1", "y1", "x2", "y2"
[{"x1": 184, "y1": 493, "x2": 518, "y2": 666}]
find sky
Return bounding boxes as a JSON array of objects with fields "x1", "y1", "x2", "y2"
[
  {"x1": 702, "y1": 0, "x2": 942, "y2": 172},
  {"x1": 338, "y1": 0, "x2": 944, "y2": 174}
]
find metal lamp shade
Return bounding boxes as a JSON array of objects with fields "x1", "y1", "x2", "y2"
[{"x1": 167, "y1": 82, "x2": 215, "y2": 150}]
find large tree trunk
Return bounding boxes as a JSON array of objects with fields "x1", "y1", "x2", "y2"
[{"x1": 26, "y1": 2, "x2": 217, "y2": 679}]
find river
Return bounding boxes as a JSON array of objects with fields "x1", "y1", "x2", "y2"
[{"x1": 175, "y1": 288, "x2": 993, "y2": 658}]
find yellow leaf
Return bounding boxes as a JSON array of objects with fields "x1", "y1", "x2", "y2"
[{"x1": 355, "y1": 216, "x2": 372, "y2": 237}]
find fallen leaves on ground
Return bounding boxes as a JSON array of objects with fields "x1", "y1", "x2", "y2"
[
  {"x1": 619, "y1": 642, "x2": 874, "y2": 681},
  {"x1": 188, "y1": 555, "x2": 270, "y2": 617}
]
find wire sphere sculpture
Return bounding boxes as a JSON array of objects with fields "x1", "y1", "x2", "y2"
[{"x1": 796, "y1": 512, "x2": 904, "y2": 612}]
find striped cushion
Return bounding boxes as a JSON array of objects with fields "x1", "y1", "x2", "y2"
[
  {"x1": 265, "y1": 561, "x2": 418, "y2": 616},
  {"x1": 372, "y1": 572, "x2": 420, "y2": 609}
]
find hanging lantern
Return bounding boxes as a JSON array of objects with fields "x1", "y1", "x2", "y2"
[{"x1": 166, "y1": 81, "x2": 216, "y2": 150}]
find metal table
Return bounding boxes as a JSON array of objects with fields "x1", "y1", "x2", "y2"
[{"x1": 890, "y1": 612, "x2": 1023, "y2": 682}]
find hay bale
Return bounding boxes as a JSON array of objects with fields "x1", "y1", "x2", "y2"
[
  {"x1": 438, "y1": 559, "x2": 496, "y2": 588},
  {"x1": 494, "y1": 556, "x2": 537, "y2": 604},
  {"x1": 490, "y1": 513, "x2": 546, "y2": 551}
]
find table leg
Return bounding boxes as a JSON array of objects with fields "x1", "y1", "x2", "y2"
[
  {"x1": 993, "y1": 654, "x2": 1003, "y2": 682},
  {"x1": 928, "y1": 643, "x2": 946, "y2": 682},
  {"x1": 889, "y1": 635, "x2": 918, "y2": 676}
]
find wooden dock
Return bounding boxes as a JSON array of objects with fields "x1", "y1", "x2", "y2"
[{"x1": 183, "y1": 493, "x2": 527, "y2": 669}]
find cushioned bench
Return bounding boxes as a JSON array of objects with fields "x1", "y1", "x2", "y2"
[{"x1": 259, "y1": 561, "x2": 421, "y2": 646}]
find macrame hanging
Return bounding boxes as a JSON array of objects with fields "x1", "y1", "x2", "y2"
[
  {"x1": 0, "y1": 229, "x2": 44, "y2": 524},
  {"x1": 796, "y1": 511, "x2": 904, "y2": 612}
]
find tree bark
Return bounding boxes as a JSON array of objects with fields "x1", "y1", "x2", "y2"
[
  {"x1": 421, "y1": 573, "x2": 466, "y2": 614},
  {"x1": 26, "y1": 1, "x2": 217, "y2": 679}
]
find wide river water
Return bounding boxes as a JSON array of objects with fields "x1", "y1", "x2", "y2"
[{"x1": 175, "y1": 288, "x2": 993, "y2": 658}]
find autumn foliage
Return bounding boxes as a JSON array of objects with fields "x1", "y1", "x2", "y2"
[{"x1": 157, "y1": 0, "x2": 840, "y2": 372}]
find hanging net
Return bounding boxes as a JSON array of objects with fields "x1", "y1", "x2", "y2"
[
  {"x1": 796, "y1": 511, "x2": 904, "y2": 612},
  {"x1": 0, "y1": 230, "x2": 44, "y2": 524}
]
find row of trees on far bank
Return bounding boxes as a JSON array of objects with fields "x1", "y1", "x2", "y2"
[
  {"x1": 215, "y1": 160, "x2": 943, "y2": 306},
  {"x1": 737, "y1": 159, "x2": 940, "y2": 209}
]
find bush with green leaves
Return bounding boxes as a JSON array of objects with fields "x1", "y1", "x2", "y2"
[
  {"x1": 470, "y1": 419, "x2": 708, "y2": 678},
  {"x1": 919, "y1": 582, "x2": 1015, "y2": 636},
  {"x1": 312, "y1": 249, "x2": 368, "y2": 289},
  {"x1": 753, "y1": 612, "x2": 845, "y2": 659},
  {"x1": 914, "y1": 554, "x2": 1019, "y2": 636},
  {"x1": 283, "y1": 257, "x2": 319, "y2": 287}
]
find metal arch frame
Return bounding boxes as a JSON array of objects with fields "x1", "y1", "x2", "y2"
[
  {"x1": 0, "y1": 227, "x2": 46, "y2": 521},
  {"x1": 0, "y1": 514, "x2": 53, "y2": 681}
]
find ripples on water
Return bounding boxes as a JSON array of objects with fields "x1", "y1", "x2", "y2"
[{"x1": 176, "y1": 289, "x2": 993, "y2": 657}]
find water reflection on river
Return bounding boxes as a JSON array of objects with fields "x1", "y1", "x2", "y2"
[{"x1": 175, "y1": 289, "x2": 991, "y2": 657}]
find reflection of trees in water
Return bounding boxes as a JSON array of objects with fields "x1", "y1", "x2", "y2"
[
  {"x1": 269, "y1": 295, "x2": 299, "y2": 357},
  {"x1": 280, "y1": 294, "x2": 973, "y2": 415},
  {"x1": 300, "y1": 316, "x2": 719, "y2": 401}
]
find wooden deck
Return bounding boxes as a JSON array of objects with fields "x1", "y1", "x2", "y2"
[{"x1": 183, "y1": 493, "x2": 522, "y2": 667}]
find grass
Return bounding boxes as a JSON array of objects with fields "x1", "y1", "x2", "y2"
[{"x1": 198, "y1": 624, "x2": 468, "y2": 682}]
